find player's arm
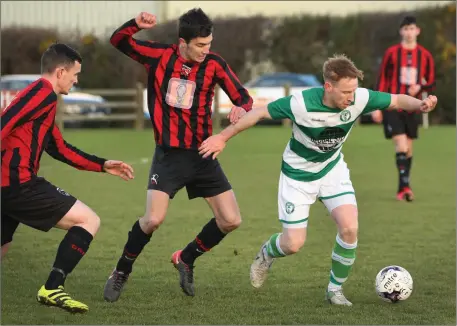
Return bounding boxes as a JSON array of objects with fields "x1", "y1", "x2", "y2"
[
  {"x1": 420, "y1": 51, "x2": 436, "y2": 92},
  {"x1": 45, "y1": 124, "x2": 107, "y2": 172},
  {"x1": 199, "y1": 94, "x2": 295, "y2": 159},
  {"x1": 110, "y1": 12, "x2": 170, "y2": 66},
  {"x1": 362, "y1": 89, "x2": 437, "y2": 114},
  {"x1": 220, "y1": 106, "x2": 271, "y2": 142},
  {"x1": 1, "y1": 82, "x2": 56, "y2": 141},
  {"x1": 45, "y1": 125, "x2": 134, "y2": 180},
  {"x1": 389, "y1": 94, "x2": 437, "y2": 113},
  {"x1": 213, "y1": 55, "x2": 253, "y2": 113}
]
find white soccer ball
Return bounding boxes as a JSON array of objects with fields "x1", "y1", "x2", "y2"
[{"x1": 375, "y1": 265, "x2": 413, "y2": 303}]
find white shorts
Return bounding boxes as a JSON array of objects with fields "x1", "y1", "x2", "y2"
[{"x1": 278, "y1": 158, "x2": 357, "y2": 229}]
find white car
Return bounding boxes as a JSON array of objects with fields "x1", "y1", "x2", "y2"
[{"x1": 0, "y1": 74, "x2": 109, "y2": 116}]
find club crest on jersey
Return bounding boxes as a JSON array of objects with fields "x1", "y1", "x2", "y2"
[
  {"x1": 181, "y1": 64, "x2": 192, "y2": 77},
  {"x1": 340, "y1": 109, "x2": 351, "y2": 122}
]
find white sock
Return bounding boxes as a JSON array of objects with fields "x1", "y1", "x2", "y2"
[{"x1": 328, "y1": 282, "x2": 342, "y2": 291}]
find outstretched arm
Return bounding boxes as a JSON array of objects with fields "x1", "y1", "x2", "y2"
[
  {"x1": 199, "y1": 106, "x2": 272, "y2": 159},
  {"x1": 389, "y1": 94, "x2": 437, "y2": 113},
  {"x1": 45, "y1": 125, "x2": 134, "y2": 181},
  {"x1": 200, "y1": 93, "x2": 298, "y2": 159}
]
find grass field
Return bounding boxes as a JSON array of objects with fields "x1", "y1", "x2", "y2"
[{"x1": 1, "y1": 125, "x2": 455, "y2": 325}]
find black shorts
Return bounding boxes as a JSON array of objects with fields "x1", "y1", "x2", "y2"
[
  {"x1": 147, "y1": 146, "x2": 232, "y2": 200},
  {"x1": 382, "y1": 110, "x2": 421, "y2": 139},
  {"x1": 1, "y1": 177, "x2": 77, "y2": 246}
]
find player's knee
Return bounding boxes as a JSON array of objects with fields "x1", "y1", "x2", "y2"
[
  {"x1": 394, "y1": 139, "x2": 408, "y2": 153},
  {"x1": 282, "y1": 235, "x2": 306, "y2": 254},
  {"x1": 60, "y1": 201, "x2": 100, "y2": 236},
  {"x1": 77, "y1": 212, "x2": 100, "y2": 236},
  {"x1": 140, "y1": 214, "x2": 165, "y2": 234},
  {"x1": 216, "y1": 214, "x2": 242, "y2": 233},
  {"x1": 338, "y1": 227, "x2": 358, "y2": 244}
]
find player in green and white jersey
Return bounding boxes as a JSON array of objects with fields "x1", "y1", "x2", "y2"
[{"x1": 198, "y1": 54, "x2": 437, "y2": 306}]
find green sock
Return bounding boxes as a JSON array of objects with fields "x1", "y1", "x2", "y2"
[
  {"x1": 328, "y1": 234, "x2": 357, "y2": 291},
  {"x1": 265, "y1": 233, "x2": 286, "y2": 258}
]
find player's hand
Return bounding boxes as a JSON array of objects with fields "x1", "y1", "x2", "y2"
[
  {"x1": 408, "y1": 84, "x2": 421, "y2": 97},
  {"x1": 103, "y1": 160, "x2": 134, "y2": 181},
  {"x1": 419, "y1": 95, "x2": 437, "y2": 113},
  {"x1": 371, "y1": 110, "x2": 383, "y2": 124},
  {"x1": 199, "y1": 135, "x2": 226, "y2": 160},
  {"x1": 227, "y1": 106, "x2": 246, "y2": 124},
  {"x1": 135, "y1": 12, "x2": 157, "y2": 29}
]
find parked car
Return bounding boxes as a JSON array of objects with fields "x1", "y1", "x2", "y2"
[
  {"x1": 0, "y1": 74, "x2": 110, "y2": 117},
  {"x1": 215, "y1": 72, "x2": 322, "y2": 115}
]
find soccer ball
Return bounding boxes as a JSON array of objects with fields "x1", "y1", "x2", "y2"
[{"x1": 375, "y1": 265, "x2": 413, "y2": 303}]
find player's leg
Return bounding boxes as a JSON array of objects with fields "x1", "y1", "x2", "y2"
[
  {"x1": 250, "y1": 171, "x2": 317, "y2": 288},
  {"x1": 384, "y1": 110, "x2": 410, "y2": 199},
  {"x1": 319, "y1": 159, "x2": 357, "y2": 306},
  {"x1": 251, "y1": 227, "x2": 307, "y2": 288},
  {"x1": 401, "y1": 112, "x2": 421, "y2": 201},
  {"x1": 104, "y1": 146, "x2": 185, "y2": 302},
  {"x1": 171, "y1": 189, "x2": 240, "y2": 296},
  {"x1": 36, "y1": 198, "x2": 99, "y2": 313},
  {"x1": 171, "y1": 156, "x2": 235, "y2": 296},
  {"x1": 103, "y1": 190, "x2": 169, "y2": 302},
  {"x1": 3, "y1": 178, "x2": 96, "y2": 313}
]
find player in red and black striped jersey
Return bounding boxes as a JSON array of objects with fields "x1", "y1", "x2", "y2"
[
  {"x1": 104, "y1": 8, "x2": 253, "y2": 301},
  {"x1": 1, "y1": 43, "x2": 134, "y2": 313},
  {"x1": 371, "y1": 16, "x2": 435, "y2": 201}
]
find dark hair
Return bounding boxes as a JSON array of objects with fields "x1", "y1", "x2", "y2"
[
  {"x1": 178, "y1": 8, "x2": 213, "y2": 43},
  {"x1": 400, "y1": 15, "x2": 417, "y2": 28},
  {"x1": 41, "y1": 43, "x2": 82, "y2": 74}
]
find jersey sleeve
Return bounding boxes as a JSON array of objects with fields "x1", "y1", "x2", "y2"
[
  {"x1": 45, "y1": 124, "x2": 106, "y2": 172},
  {"x1": 362, "y1": 90, "x2": 392, "y2": 114},
  {"x1": 267, "y1": 95, "x2": 295, "y2": 120},
  {"x1": 110, "y1": 19, "x2": 171, "y2": 68},
  {"x1": 213, "y1": 54, "x2": 253, "y2": 112}
]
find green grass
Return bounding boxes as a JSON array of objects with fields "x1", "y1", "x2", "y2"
[{"x1": 1, "y1": 125, "x2": 455, "y2": 325}]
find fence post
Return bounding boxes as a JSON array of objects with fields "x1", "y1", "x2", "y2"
[
  {"x1": 56, "y1": 94, "x2": 64, "y2": 130},
  {"x1": 213, "y1": 85, "x2": 221, "y2": 130},
  {"x1": 282, "y1": 83, "x2": 291, "y2": 127},
  {"x1": 135, "y1": 82, "x2": 144, "y2": 130}
]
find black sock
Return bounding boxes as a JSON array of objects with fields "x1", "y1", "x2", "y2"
[
  {"x1": 45, "y1": 226, "x2": 93, "y2": 290},
  {"x1": 396, "y1": 152, "x2": 409, "y2": 191},
  {"x1": 116, "y1": 220, "x2": 152, "y2": 274},
  {"x1": 406, "y1": 156, "x2": 413, "y2": 184},
  {"x1": 180, "y1": 218, "x2": 226, "y2": 266}
]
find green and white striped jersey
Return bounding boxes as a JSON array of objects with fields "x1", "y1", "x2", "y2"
[{"x1": 267, "y1": 87, "x2": 391, "y2": 182}]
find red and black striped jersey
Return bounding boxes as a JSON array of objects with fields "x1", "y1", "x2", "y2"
[
  {"x1": 1, "y1": 78, "x2": 106, "y2": 189},
  {"x1": 376, "y1": 43, "x2": 435, "y2": 111},
  {"x1": 110, "y1": 19, "x2": 253, "y2": 150}
]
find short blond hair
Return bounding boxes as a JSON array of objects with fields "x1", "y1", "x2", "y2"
[{"x1": 323, "y1": 54, "x2": 364, "y2": 83}]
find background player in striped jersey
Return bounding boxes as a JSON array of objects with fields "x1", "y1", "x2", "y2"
[
  {"x1": 199, "y1": 54, "x2": 437, "y2": 306},
  {"x1": 104, "y1": 8, "x2": 253, "y2": 301},
  {"x1": 1, "y1": 43, "x2": 134, "y2": 313},
  {"x1": 371, "y1": 16, "x2": 435, "y2": 201}
]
